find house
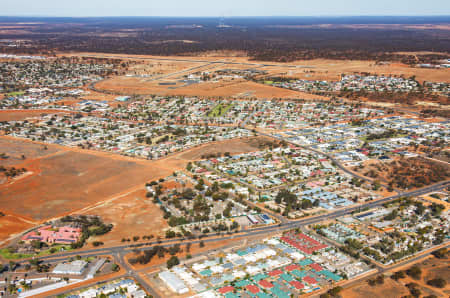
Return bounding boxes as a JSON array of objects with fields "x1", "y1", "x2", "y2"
[{"x1": 22, "y1": 225, "x2": 81, "y2": 244}]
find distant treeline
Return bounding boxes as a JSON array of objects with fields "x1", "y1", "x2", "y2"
[{"x1": 0, "y1": 17, "x2": 449, "y2": 63}]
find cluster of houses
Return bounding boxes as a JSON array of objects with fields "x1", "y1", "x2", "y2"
[
  {"x1": 261, "y1": 172, "x2": 379, "y2": 218},
  {"x1": 266, "y1": 74, "x2": 449, "y2": 95},
  {"x1": 0, "y1": 59, "x2": 114, "y2": 90},
  {"x1": 152, "y1": 173, "x2": 273, "y2": 234},
  {"x1": 202, "y1": 147, "x2": 333, "y2": 190},
  {"x1": 156, "y1": 232, "x2": 370, "y2": 297},
  {"x1": 0, "y1": 114, "x2": 253, "y2": 160},
  {"x1": 112, "y1": 97, "x2": 249, "y2": 126},
  {"x1": 279, "y1": 116, "x2": 449, "y2": 166},
  {"x1": 192, "y1": 146, "x2": 382, "y2": 218},
  {"x1": 245, "y1": 101, "x2": 385, "y2": 130},
  {"x1": 318, "y1": 198, "x2": 450, "y2": 265},
  {"x1": 110, "y1": 97, "x2": 386, "y2": 130},
  {"x1": 0, "y1": 89, "x2": 91, "y2": 109}
]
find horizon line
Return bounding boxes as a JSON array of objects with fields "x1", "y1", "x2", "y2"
[{"x1": 0, "y1": 14, "x2": 449, "y2": 18}]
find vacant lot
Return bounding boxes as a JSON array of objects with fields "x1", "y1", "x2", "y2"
[
  {"x1": 70, "y1": 53, "x2": 450, "y2": 83},
  {"x1": 175, "y1": 136, "x2": 280, "y2": 160},
  {"x1": 0, "y1": 136, "x2": 271, "y2": 244},
  {"x1": 95, "y1": 76, "x2": 323, "y2": 100},
  {"x1": 0, "y1": 110, "x2": 71, "y2": 121},
  {"x1": 354, "y1": 157, "x2": 450, "y2": 189},
  {"x1": 0, "y1": 212, "x2": 35, "y2": 246},
  {"x1": 0, "y1": 137, "x2": 60, "y2": 167},
  {"x1": 83, "y1": 189, "x2": 168, "y2": 246},
  {"x1": 341, "y1": 276, "x2": 410, "y2": 298},
  {"x1": 0, "y1": 137, "x2": 175, "y2": 223},
  {"x1": 341, "y1": 255, "x2": 450, "y2": 298}
]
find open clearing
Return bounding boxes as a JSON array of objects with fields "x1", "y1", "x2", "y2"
[
  {"x1": 83, "y1": 189, "x2": 168, "y2": 246},
  {"x1": 70, "y1": 52, "x2": 450, "y2": 83},
  {"x1": 0, "y1": 136, "x2": 272, "y2": 244},
  {"x1": 341, "y1": 255, "x2": 450, "y2": 298},
  {"x1": 0, "y1": 212, "x2": 35, "y2": 246},
  {"x1": 0, "y1": 109, "x2": 71, "y2": 121},
  {"x1": 94, "y1": 76, "x2": 322, "y2": 99},
  {"x1": 353, "y1": 157, "x2": 450, "y2": 189},
  {"x1": 0, "y1": 137, "x2": 174, "y2": 223},
  {"x1": 0, "y1": 137, "x2": 59, "y2": 167},
  {"x1": 340, "y1": 276, "x2": 410, "y2": 298},
  {"x1": 174, "y1": 136, "x2": 280, "y2": 160}
]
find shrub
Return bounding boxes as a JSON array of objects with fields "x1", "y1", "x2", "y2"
[
  {"x1": 427, "y1": 278, "x2": 446, "y2": 288},
  {"x1": 406, "y1": 265, "x2": 422, "y2": 280}
]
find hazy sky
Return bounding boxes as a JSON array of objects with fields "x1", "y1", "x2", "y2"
[{"x1": 2, "y1": 0, "x2": 450, "y2": 17}]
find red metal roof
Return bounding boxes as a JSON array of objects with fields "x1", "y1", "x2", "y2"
[
  {"x1": 258, "y1": 280, "x2": 274, "y2": 289},
  {"x1": 246, "y1": 284, "x2": 260, "y2": 294},
  {"x1": 268, "y1": 269, "x2": 283, "y2": 277},
  {"x1": 218, "y1": 286, "x2": 234, "y2": 294},
  {"x1": 285, "y1": 264, "x2": 301, "y2": 271},
  {"x1": 303, "y1": 276, "x2": 318, "y2": 284},
  {"x1": 310, "y1": 263, "x2": 323, "y2": 271},
  {"x1": 289, "y1": 280, "x2": 305, "y2": 289}
]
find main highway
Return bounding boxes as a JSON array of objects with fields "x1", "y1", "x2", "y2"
[
  {"x1": 28, "y1": 179, "x2": 448, "y2": 263},
  {"x1": 17, "y1": 179, "x2": 447, "y2": 298}
]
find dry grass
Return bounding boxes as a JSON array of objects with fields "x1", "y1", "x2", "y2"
[
  {"x1": 66, "y1": 53, "x2": 450, "y2": 83},
  {"x1": 83, "y1": 189, "x2": 168, "y2": 246},
  {"x1": 353, "y1": 157, "x2": 450, "y2": 189},
  {"x1": 0, "y1": 136, "x2": 274, "y2": 244},
  {"x1": 0, "y1": 110, "x2": 72, "y2": 121},
  {"x1": 0, "y1": 137, "x2": 175, "y2": 222},
  {"x1": 95, "y1": 76, "x2": 326, "y2": 100},
  {"x1": 341, "y1": 254, "x2": 450, "y2": 298}
]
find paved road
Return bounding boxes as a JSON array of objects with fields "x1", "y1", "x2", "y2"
[
  {"x1": 10, "y1": 180, "x2": 447, "y2": 297},
  {"x1": 29, "y1": 180, "x2": 448, "y2": 265}
]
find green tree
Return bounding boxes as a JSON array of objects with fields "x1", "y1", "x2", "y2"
[{"x1": 167, "y1": 256, "x2": 180, "y2": 269}]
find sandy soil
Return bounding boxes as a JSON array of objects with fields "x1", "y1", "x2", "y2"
[
  {"x1": 94, "y1": 76, "x2": 325, "y2": 100},
  {"x1": 0, "y1": 109, "x2": 72, "y2": 121},
  {"x1": 0, "y1": 212, "x2": 36, "y2": 246},
  {"x1": 83, "y1": 189, "x2": 169, "y2": 246},
  {"x1": 340, "y1": 276, "x2": 411, "y2": 298},
  {"x1": 341, "y1": 255, "x2": 450, "y2": 298},
  {"x1": 0, "y1": 136, "x2": 175, "y2": 224},
  {"x1": 0, "y1": 135, "x2": 273, "y2": 244},
  {"x1": 0, "y1": 138, "x2": 60, "y2": 167},
  {"x1": 353, "y1": 157, "x2": 450, "y2": 190},
  {"x1": 66, "y1": 53, "x2": 450, "y2": 83},
  {"x1": 174, "y1": 136, "x2": 278, "y2": 160}
]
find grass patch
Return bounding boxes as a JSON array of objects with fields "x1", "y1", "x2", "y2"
[
  {"x1": 0, "y1": 249, "x2": 34, "y2": 260},
  {"x1": 5, "y1": 91, "x2": 25, "y2": 97},
  {"x1": 208, "y1": 103, "x2": 233, "y2": 117},
  {"x1": 0, "y1": 245, "x2": 72, "y2": 260}
]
